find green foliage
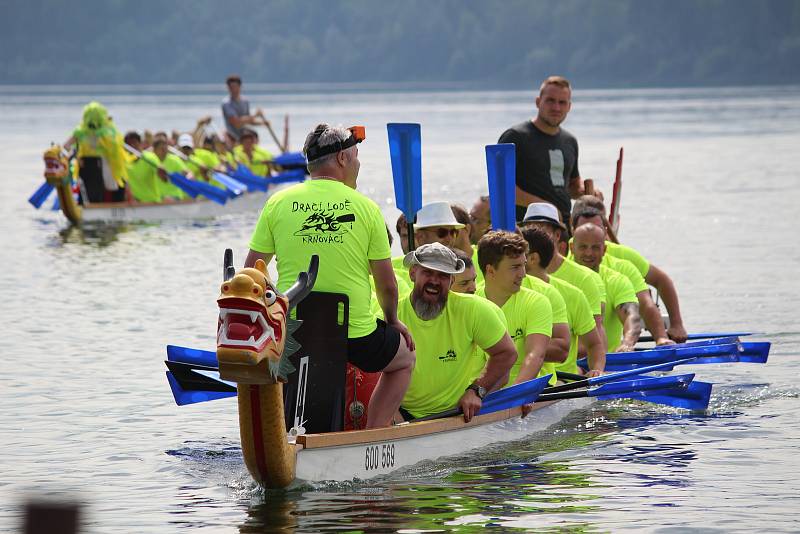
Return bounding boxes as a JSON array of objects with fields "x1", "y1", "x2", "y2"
[{"x1": 1, "y1": 0, "x2": 798, "y2": 86}]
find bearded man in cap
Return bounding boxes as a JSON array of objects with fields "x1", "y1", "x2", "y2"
[
  {"x1": 246, "y1": 123, "x2": 415, "y2": 428},
  {"x1": 397, "y1": 243, "x2": 517, "y2": 422}
]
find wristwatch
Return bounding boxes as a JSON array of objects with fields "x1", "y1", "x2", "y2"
[{"x1": 466, "y1": 383, "x2": 487, "y2": 400}]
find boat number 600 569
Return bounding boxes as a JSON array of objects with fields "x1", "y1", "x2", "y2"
[{"x1": 364, "y1": 443, "x2": 395, "y2": 470}]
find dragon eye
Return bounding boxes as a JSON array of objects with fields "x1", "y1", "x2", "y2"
[{"x1": 264, "y1": 289, "x2": 277, "y2": 305}]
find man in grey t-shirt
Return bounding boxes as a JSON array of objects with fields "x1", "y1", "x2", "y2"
[{"x1": 222, "y1": 75, "x2": 266, "y2": 145}]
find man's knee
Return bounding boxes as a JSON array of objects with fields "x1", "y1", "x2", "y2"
[{"x1": 386, "y1": 339, "x2": 415, "y2": 373}]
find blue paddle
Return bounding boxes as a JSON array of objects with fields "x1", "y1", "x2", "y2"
[
  {"x1": 547, "y1": 357, "x2": 699, "y2": 394},
  {"x1": 485, "y1": 143, "x2": 516, "y2": 231},
  {"x1": 409, "y1": 374, "x2": 552, "y2": 422},
  {"x1": 28, "y1": 181, "x2": 55, "y2": 209},
  {"x1": 639, "y1": 331, "x2": 753, "y2": 343},
  {"x1": 124, "y1": 144, "x2": 205, "y2": 201},
  {"x1": 168, "y1": 146, "x2": 242, "y2": 198},
  {"x1": 166, "y1": 372, "x2": 236, "y2": 406},
  {"x1": 51, "y1": 194, "x2": 60, "y2": 211},
  {"x1": 167, "y1": 344, "x2": 218, "y2": 368},
  {"x1": 640, "y1": 336, "x2": 741, "y2": 350},
  {"x1": 538, "y1": 373, "x2": 711, "y2": 410},
  {"x1": 387, "y1": 123, "x2": 422, "y2": 251}
]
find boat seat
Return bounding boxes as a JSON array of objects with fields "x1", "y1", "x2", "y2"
[{"x1": 283, "y1": 291, "x2": 349, "y2": 434}]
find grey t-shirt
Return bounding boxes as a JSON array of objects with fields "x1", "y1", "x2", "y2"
[{"x1": 222, "y1": 96, "x2": 250, "y2": 141}]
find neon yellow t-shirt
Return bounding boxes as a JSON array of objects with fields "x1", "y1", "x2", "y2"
[
  {"x1": 551, "y1": 257, "x2": 605, "y2": 317},
  {"x1": 604, "y1": 254, "x2": 648, "y2": 294},
  {"x1": 187, "y1": 148, "x2": 226, "y2": 189},
  {"x1": 550, "y1": 276, "x2": 596, "y2": 374},
  {"x1": 398, "y1": 291, "x2": 507, "y2": 418},
  {"x1": 156, "y1": 153, "x2": 189, "y2": 200},
  {"x1": 475, "y1": 286, "x2": 552, "y2": 386},
  {"x1": 126, "y1": 151, "x2": 162, "y2": 203},
  {"x1": 369, "y1": 272, "x2": 412, "y2": 316},
  {"x1": 606, "y1": 241, "x2": 650, "y2": 278},
  {"x1": 519, "y1": 275, "x2": 570, "y2": 385},
  {"x1": 599, "y1": 264, "x2": 637, "y2": 350},
  {"x1": 472, "y1": 245, "x2": 484, "y2": 285},
  {"x1": 234, "y1": 144, "x2": 273, "y2": 177},
  {"x1": 249, "y1": 178, "x2": 391, "y2": 338}
]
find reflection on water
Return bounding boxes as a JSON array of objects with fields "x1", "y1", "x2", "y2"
[{"x1": 55, "y1": 222, "x2": 132, "y2": 247}]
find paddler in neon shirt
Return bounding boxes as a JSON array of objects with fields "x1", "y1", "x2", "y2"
[
  {"x1": 390, "y1": 201, "x2": 464, "y2": 274},
  {"x1": 522, "y1": 226, "x2": 606, "y2": 377},
  {"x1": 233, "y1": 128, "x2": 273, "y2": 177},
  {"x1": 123, "y1": 131, "x2": 162, "y2": 203},
  {"x1": 150, "y1": 138, "x2": 189, "y2": 200},
  {"x1": 572, "y1": 195, "x2": 688, "y2": 343},
  {"x1": 451, "y1": 249, "x2": 478, "y2": 295},
  {"x1": 572, "y1": 223, "x2": 642, "y2": 352},
  {"x1": 175, "y1": 134, "x2": 226, "y2": 189},
  {"x1": 520, "y1": 203, "x2": 608, "y2": 353},
  {"x1": 246, "y1": 123, "x2": 415, "y2": 428},
  {"x1": 474, "y1": 231, "x2": 554, "y2": 387},
  {"x1": 397, "y1": 243, "x2": 517, "y2": 422},
  {"x1": 571, "y1": 206, "x2": 675, "y2": 347},
  {"x1": 63, "y1": 101, "x2": 128, "y2": 203}
]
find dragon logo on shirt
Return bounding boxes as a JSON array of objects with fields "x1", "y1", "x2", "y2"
[
  {"x1": 438, "y1": 349, "x2": 457, "y2": 362},
  {"x1": 512, "y1": 327, "x2": 524, "y2": 340},
  {"x1": 294, "y1": 210, "x2": 356, "y2": 237}
]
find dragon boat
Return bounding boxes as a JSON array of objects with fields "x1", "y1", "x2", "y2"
[
  {"x1": 36, "y1": 146, "x2": 305, "y2": 225},
  {"x1": 164, "y1": 249, "x2": 770, "y2": 489}
]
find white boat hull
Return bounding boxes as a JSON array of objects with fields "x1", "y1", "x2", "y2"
[
  {"x1": 293, "y1": 398, "x2": 592, "y2": 484},
  {"x1": 77, "y1": 188, "x2": 276, "y2": 223}
]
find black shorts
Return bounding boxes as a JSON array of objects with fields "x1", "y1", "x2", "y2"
[{"x1": 347, "y1": 319, "x2": 401, "y2": 373}]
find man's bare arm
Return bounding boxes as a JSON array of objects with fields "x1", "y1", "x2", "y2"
[
  {"x1": 458, "y1": 333, "x2": 517, "y2": 422},
  {"x1": 615, "y1": 302, "x2": 642, "y2": 352},
  {"x1": 637, "y1": 290, "x2": 674, "y2": 346},
  {"x1": 244, "y1": 249, "x2": 273, "y2": 268},
  {"x1": 370, "y1": 258, "x2": 414, "y2": 351},
  {"x1": 579, "y1": 326, "x2": 606, "y2": 377},
  {"x1": 513, "y1": 333, "x2": 550, "y2": 385},
  {"x1": 645, "y1": 264, "x2": 687, "y2": 343},
  {"x1": 544, "y1": 323, "x2": 570, "y2": 363}
]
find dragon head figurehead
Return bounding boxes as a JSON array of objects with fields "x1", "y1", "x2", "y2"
[
  {"x1": 216, "y1": 252, "x2": 317, "y2": 385},
  {"x1": 43, "y1": 145, "x2": 70, "y2": 186}
]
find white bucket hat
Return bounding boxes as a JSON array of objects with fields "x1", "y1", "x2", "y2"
[
  {"x1": 403, "y1": 243, "x2": 465, "y2": 274},
  {"x1": 521, "y1": 202, "x2": 567, "y2": 231},
  {"x1": 414, "y1": 201, "x2": 465, "y2": 230},
  {"x1": 177, "y1": 133, "x2": 194, "y2": 148}
]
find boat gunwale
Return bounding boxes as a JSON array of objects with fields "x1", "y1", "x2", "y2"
[{"x1": 297, "y1": 400, "x2": 558, "y2": 449}]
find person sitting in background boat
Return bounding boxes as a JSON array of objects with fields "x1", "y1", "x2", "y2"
[
  {"x1": 150, "y1": 138, "x2": 189, "y2": 201},
  {"x1": 572, "y1": 222, "x2": 642, "y2": 352},
  {"x1": 123, "y1": 131, "x2": 163, "y2": 203},
  {"x1": 63, "y1": 101, "x2": 128, "y2": 203},
  {"x1": 246, "y1": 123, "x2": 415, "y2": 429},
  {"x1": 475, "y1": 231, "x2": 553, "y2": 389},
  {"x1": 233, "y1": 128, "x2": 273, "y2": 177},
  {"x1": 222, "y1": 74, "x2": 268, "y2": 146},
  {"x1": 176, "y1": 134, "x2": 226, "y2": 189},
  {"x1": 522, "y1": 226, "x2": 605, "y2": 377},
  {"x1": 451, "y1": 249, "x2": 478, "y2": 294},
  {"x1": 398, "y1": 243, "x2": 516, "y2": 422},
  {"x1": 571, "y1": 206, "x2": 674, "y2": 346},
  {"x1": 520, "y1": 203, "x2": 607, "y2": 353},
  {"x1": 572, "y1": 195, "x2": 688, "y2": 343}
]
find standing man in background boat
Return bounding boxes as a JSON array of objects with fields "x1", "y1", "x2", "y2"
[
  {"x1": 245, "y1": 123, "x2": 416, "y2": 429},
  {"x1": 222, "y1": 75, "x2": 268, "y2": 145},
  {"x1": 498, "y1": 76, "x2": 602, "y2": 231},
  {"x1": 398, "y1": 243, "x2": 516, "y2": 422}
]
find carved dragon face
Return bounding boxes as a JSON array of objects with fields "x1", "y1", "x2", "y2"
[
  {"x1": 43, "y1": 145, "x2": 69, "y2": 184},
  {"x1": 216, "y1": 259, "x2": 291, "y2": 384}
]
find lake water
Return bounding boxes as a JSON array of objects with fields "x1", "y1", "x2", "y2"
[{"x1": 1, "y1": 84, "x2": 799, "y2": 532}]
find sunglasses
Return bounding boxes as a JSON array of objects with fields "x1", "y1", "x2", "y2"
[{"x1": 426, "y1": 227, "x2": 459, "y2": 239}]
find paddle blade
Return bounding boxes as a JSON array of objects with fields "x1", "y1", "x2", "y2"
[
  {"x1": 166, "y1": 345, "x2": 218, "y2": 368},
  {"x1": 596, "y1": 376, "x2": 712, "y2": 411},
  {"x1": 231, "y1": 165, "x2": 269, "y2": 191},
  {"x1": 387, "y1": 123, "x2": 422, "y2": 219},
  {"x1": 28, "y1": 181, "x2": 54, "y2": 208},
  {"x1": 187, "y1": 179, "x2": 228, "y2": 205},
  {"x1": 212, "y1": 172, "x2": 246, "y2": 195},
  {"x1": 271, "y1": 151, "x2": 308, "y2": 170},
  {"x1": 168, "y1": 173, "x2": 199, "y2": 198},
  {"x1": 267, "y1": 168, "x2": 306, "y2": 185},
  {"x1": 639, "y1": 331, "x2": 753, "y2": 343},
  {"x1": 166, "y1": 372, "x2": 236, "y2": 406},
  {"x1": 479, "y1": 374, "x2": 551, "y2": 414},
  {"x1": 547, "y1": 358, "x2": 698, "y2": 394},
  {"x1": 589, "y1": 374, "x2": 693, "y2": 397},
  {"x1": 738, "y1": 341, "x2": 770, "y2": 363},
  {"x1": 51, "y1": 194, "x2": 61, "y2": 211},
  {"x1": 485, "y1": 143, "x2": 516, "y2": 231}
]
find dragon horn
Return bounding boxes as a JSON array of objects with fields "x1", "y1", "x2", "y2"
[
  {"x1": 285, "y1": 255, "x2": 319, "y2": 309},
  {"x1": 223, "y1": 248, "x2": 235, "y2": 281}
]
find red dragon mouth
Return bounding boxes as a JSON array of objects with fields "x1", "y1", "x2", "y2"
[{"x1": 217, "y1": 299, "x2": 283, "y2": 353}]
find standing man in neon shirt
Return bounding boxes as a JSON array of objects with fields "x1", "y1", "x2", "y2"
[
  {"x1": 498, "y1": 76, "x2": 602, "y2": 231},
  {"x1": 245, "y1": 123, "x2": 416, "y2": 428}
]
